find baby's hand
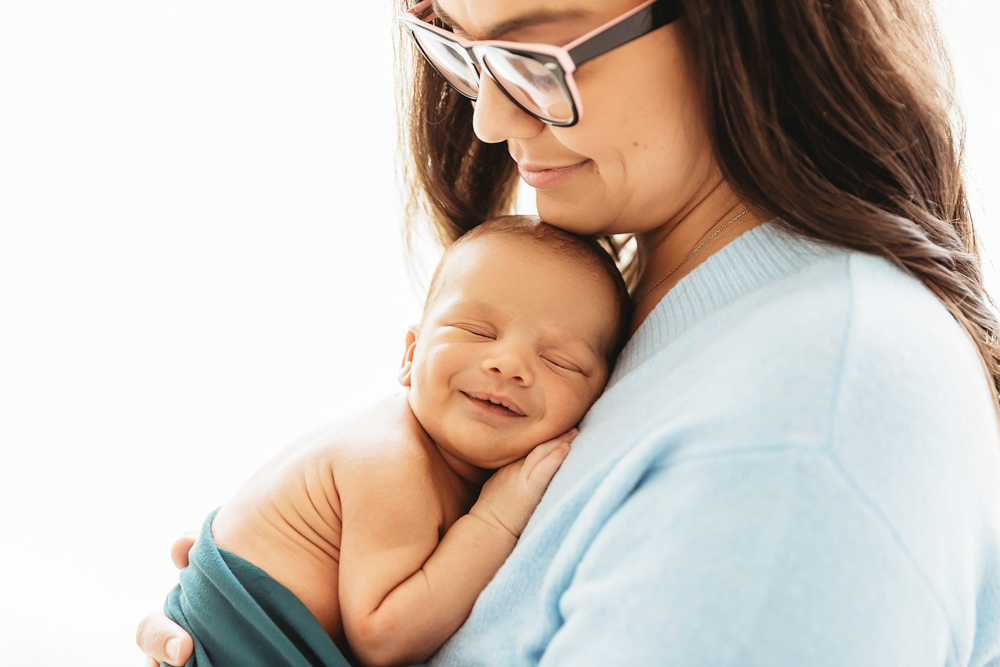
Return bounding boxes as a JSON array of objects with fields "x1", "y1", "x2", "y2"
[{"x1": 470, "y1": 428, "x2": 578, "y2": 539}]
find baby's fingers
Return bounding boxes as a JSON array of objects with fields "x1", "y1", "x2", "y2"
[
  {"x1": 523, "y1": 428, "x2": 578, "y2": 471},
  {"x1": 524, "y1": 440, "x2": 572, "y2": 490}
]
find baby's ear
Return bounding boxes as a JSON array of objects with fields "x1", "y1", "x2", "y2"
[{"x1": 398, "y1": 326, "x2": 419, "y2": 387}]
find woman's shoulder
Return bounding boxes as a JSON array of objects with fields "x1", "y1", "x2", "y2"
[
  {"x1": 624, "y1": 222, "x2": 983, "y2": 396},
  {"x1": 705, "y1": 240, "x2": 1000, "y2": 550},
  {"x1": 619, "y1": 225, "x2": 995, "y2": 432},
  {"x1": 759, "y1": 244, "x2": 1000, "y2": 468},
  {"x1": 624, "y1": 228, "x2": 999, "y2": 462},
  {"x1": 770, "y1": 246, "x2": 990, "y2": 410},
  {"x1": 620, "y1": 242, "x2": 1000, "y2": 637},
  {"x1": 727, "y1": 227, "x2": 990, "y2": 405},
  {"x1": 613, "y1": 222, "x2": 998, "y2": 460}
]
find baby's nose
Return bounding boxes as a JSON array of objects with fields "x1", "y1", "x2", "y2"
[{"x1": 484, "y1": 345, "x2": 534, "y2": 385}]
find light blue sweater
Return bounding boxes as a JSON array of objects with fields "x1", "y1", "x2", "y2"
[{"x1": 432, "y1": 223, "x2": 1000, "y2": 666}]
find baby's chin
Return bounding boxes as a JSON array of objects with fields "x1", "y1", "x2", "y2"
[
  {"x1": 446, "y1": 431, "x2": 561, "y2": 470},
  {"x1": 448, "y1": 445, "x2": 531, "y2": 470}
]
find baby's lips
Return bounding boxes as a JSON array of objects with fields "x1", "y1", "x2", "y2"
[{"x1": 464, "y1": 389, "x2": 528, "y2": 416}]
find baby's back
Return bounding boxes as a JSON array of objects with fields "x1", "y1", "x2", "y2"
[
  {"x1": 210, "y1": 393, "x2": 468, "y2": 658},
  {"x1": 212, "y1": 420, "x2": 350, "y2": 649}
]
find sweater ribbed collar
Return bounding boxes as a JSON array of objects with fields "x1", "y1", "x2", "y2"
[{"x1": 609, "y1": 222, "x2": 840, "y2": 385}]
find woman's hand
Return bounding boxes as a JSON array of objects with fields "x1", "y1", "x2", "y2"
[{"x1": 135, "y1": 532, "x2": 197, "y2": 667}]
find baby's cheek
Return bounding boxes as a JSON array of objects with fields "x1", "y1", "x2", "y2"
[
  {"x1": 555, "y1": 384, "x2": 597, "y2": 426},
  {"x1": 529, "y1": 411, "x2": 579, "y2": 448},
  {"x1": 407, "y1": 374, "x2": 449, "y2": 444}
]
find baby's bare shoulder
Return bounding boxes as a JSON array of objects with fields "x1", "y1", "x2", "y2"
[
  {"x1": 273, "y1": 392, "x2": 427, "y2": 463},
  {"x1": 334, "y1": 395, "x2": 442, "y2": 503},
  {"x1": 218, "y1": 392, "x2": 441, "y2": 542},
  {"x1": 223, "y1": 393, "x2": 431, "y2": 507}
]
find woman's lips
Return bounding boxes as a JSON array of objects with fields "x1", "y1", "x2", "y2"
[{"x1": 517, "y1": 161, "x2": 587, "y2": 189}]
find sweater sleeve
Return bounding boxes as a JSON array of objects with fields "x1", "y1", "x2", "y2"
[{"x1": 537, "y1": 449, "x2": 957, "y2": 667}]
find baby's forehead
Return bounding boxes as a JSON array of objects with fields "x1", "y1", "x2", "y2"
[
  {"x1": 425, "y1": 235, "x2": 619, "y2": 345},
  {"x1": 448, "y1": 232, "x2": 603, "y2": 274},
  {"x1": 429, "y1": 234, "x2": 607, "y2": 304}
]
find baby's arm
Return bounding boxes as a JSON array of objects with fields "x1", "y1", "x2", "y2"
[{"x1": 338, "y1": 433, "x2": 575, "y2": 667}]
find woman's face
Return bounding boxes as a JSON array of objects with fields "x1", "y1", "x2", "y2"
[{"x1": 434, "y1": 0, "x2": 718, "y2": 237}]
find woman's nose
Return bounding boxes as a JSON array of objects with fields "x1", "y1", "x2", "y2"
[
  {"x1": 472, "y1": 74, "x2": 545, "y2": 144},
  {"x1": 483, "y1": 344, "x2": 535, "y2": 385}
]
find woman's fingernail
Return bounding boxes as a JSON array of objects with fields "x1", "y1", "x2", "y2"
[{"x1": 166, "y1": 637, "x2": 182, "y2": 662}]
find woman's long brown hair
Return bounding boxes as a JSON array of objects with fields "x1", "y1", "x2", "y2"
[{"x1": 394, "y1": 0, "x2": 1000, "y2": 403}]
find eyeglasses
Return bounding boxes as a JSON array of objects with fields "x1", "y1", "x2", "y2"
[{"x1": 397, "y1": 0, "x2": 685, "y2": 127}]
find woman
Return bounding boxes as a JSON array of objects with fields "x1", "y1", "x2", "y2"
[{"x1": 139, "y1": 0, "x2": 1000, "y2": 664}]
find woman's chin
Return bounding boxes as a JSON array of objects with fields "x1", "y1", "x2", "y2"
[{"x1": 535, "y1": 192, "x2": 617, "y2": 236}]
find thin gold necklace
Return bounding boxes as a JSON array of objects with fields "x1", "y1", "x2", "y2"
[{"x1": 634, "y1": 208, "x2": 751, "y2": 304}]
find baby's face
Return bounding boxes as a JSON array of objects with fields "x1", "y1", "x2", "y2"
[{"x1": 401, "y1": 236, "x2": 617, "y2": 468}]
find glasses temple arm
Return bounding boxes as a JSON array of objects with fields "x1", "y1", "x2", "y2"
[{"x1": 566, "y1": 0, "x2": 685, "y2": 66}]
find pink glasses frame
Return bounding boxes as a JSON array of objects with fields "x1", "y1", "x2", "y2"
[{"x1": 398, "y1": 0, "x2": 685, "y2": 126}]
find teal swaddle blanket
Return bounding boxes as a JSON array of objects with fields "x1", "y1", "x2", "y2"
[{"x1": 163, "y1": 509, "x2": 352, "y2": 667}]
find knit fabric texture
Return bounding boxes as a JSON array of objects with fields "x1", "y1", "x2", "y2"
[{"x1": 432, "y1": 222, "x2": 1000, "y2": 667}]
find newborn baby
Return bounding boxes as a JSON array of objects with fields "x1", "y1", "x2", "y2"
[{"x1": 164, "y1": 216, "x2": 631, "y2": 667}]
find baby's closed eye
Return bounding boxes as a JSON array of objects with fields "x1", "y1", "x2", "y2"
[
  {"x1": 541, "y1": 355, "x2": 583, "y2": 374},
  {"x1": 452, "y1": 324, "x2": 496, "y2": 339}
]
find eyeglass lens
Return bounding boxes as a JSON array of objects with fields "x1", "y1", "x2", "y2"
[
  {"x1": 411, "y1": 29, "x2": 479, "y2": 97},
  {"x1": 481, "y1": 49, "x2": 573, "y2": 124},
  {"x1": 409, "y1": 27, "x2": 575, "y2": 123}
]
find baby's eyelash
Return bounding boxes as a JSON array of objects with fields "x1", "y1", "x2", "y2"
[
  {"x1": 454, "y1": 324, "x2": 495, "y2": 338},
  {"x1": 543, "y1": 356, "x2": 583, "y2": 374}
]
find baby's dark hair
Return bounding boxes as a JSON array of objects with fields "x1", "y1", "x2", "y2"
[{"x1": 425, "y1": 215, "x2": 632, "y2": 366}]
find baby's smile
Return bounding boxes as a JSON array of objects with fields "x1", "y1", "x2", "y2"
[{"x1": 462, "y1": 390, "x2": 527, "y2": 417}]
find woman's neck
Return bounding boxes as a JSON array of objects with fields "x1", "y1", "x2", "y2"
[{"x1": 630, "y1": 178, "x2": 762, "y2": 335}]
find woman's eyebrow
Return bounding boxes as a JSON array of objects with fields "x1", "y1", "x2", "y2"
[{"x1": 431, "y1": 1, "x2": 591, "y2": 40}]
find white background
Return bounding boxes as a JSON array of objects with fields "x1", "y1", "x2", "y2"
[{"x1": 0, "y1": 2, "x2": 996, "y2": 665}]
